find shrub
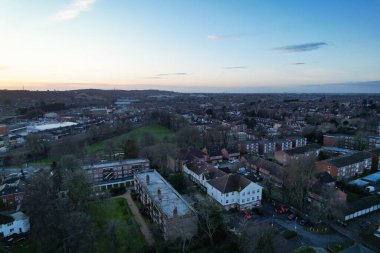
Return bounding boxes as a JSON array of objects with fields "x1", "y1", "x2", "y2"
[{"x1": 282, "y1": 230, "x2": 298, "y2": 239}]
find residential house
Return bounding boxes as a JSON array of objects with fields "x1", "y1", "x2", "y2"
[
  {"x1": 206, "y1": 174, "x2": 262, "y2": 210},
  {"x1": 183, "y1": 161, "x2": 226, "y2": 189},
  {"x1": 247, "y1": 157, "x2": 285, "y2": 187},
  {"x1": 167, "y1": 148, "x2": 206, "y2": 172},
  {"x1": 134, "y1": 170, "x2": 198, "y2": 240},
  {"x1": 0, "y1": 181, "x2": 24, "y2": 210},
  {"x1": 274, "y1": 144, "x2": 321, "y2": 165},
  {"x1": 0, "y1": 211, "x2": 29, "y2": 238},
  {"x1": 316, "y1": 151, "x2": 372, "y2": 181},
  {"x1": 308, "y1": 172, "x2": 347, "y2": 207}
]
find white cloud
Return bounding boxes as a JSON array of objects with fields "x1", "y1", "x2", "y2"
[
  {"x1": 207, "y1": 34, "x2": 223, "y2": 41},
  {"x1": 54, "y1": 0, "x2": 96, "y2": 21}
]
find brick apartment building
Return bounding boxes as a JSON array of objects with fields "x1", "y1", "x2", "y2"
[
  {"x1": 324, "y1": 134, "x2": 380, "y2": 150},
  {"x1": 316, "y1": 151, "x2": 372, "y2": 181},
  {"x1": 274, "y1": 144, "x2": 321, "y2": 165},
  {"x1": 288, "y1": 137, "x2": 307, "y2": 148},
  {"x1": 258, "y1": 140, "x2": 276, "y2": 155},
  {"x1": 238, "y1": 141, "x2": 259, "y2": 155}
]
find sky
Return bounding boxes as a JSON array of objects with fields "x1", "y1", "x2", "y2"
[{"x1": 0, "y1": 0, "x2": 379, "y2": 92}]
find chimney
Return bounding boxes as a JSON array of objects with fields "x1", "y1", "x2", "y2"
[
  {"x1": 157, "y1": 187, "x2": 161, "y2": 198},
  {"x1": 173, "y1": 206, "x2": 178, "y2": 217},
  {"x1": 146, "y1": 174, "x2": 150, "y2": 184}
]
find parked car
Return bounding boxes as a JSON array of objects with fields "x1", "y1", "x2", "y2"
[
  {"x1": 374, "y1": 228, "x2": 380, "y2": 238},
  {"x1": 287, "y1": 213, "x2": 296, "y2": 220},
  {"x1": 335, "y1": 219, "x2": 348, "y2": 227},
  {"x1": 275, "y1": 204, "x2": 289, "y2": 214},
  {"x1": 242, "y1": 211, "x2": 252, "y2": 220}
]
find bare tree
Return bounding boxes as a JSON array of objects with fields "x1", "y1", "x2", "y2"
[{"x1": 283, "y1": 157, "x2": 316, "y2": 210}]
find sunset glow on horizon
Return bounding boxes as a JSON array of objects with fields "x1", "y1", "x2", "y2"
[{"x1": 0, "y1": 0, "x2": 379, "y2": 92}]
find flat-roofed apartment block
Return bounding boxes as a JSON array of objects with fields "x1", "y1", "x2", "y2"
[
  {"x1": 134, "y1": 170, "x2": 198, "y2": 240},
  {"x1": 83, "y1": 159, "x2": 150, "y2": 189}
]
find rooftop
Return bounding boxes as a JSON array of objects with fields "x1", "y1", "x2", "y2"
[
  {"x1": 82, "y1": 159, "x2": 149, "y2": 170},
  {"x1": 362, "y1": 171, "x2": 380, "y2": 183},
  {"x1": 283, "y1": 143, "x2": 321, "y2": 156},
  {"x1": 327, "y1": 151, "x2": 372, "y2": 168},
  {"x1": 207, "y1": 174, "x2": 260, "y2": 193},
  {"x1": 135, "y1": 170, "x2": 195, "y2": 219},
  {"x1": 28, "y1": 122, "x2": 78, "y2": 131}
]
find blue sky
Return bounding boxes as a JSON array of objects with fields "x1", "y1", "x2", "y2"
[{"x1": 0, "y1": 0, "x2": 379, "y2": 91}]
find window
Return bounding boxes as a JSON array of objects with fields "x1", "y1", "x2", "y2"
[
  {"x1": 257, "y1": 189, "x2": 260, "y2": 193},
  {"x1": 247, "y1": 191, "x2": 250, "y2": 195},
  {"x1": 252, "y1": 197, "x2": 254, "y2": 200},
  {"x1": 226, "y1": 200, "x2": 229, "y2": 204},
  {"x1": 243, "y1": 192, "x2": 245, "y2": 196},
  {"x1": 257, "y1": 196, "x2": 259, "y2": 200},
  {"x1": 10, "y1": 228, "x2": 14, "y2": 233}
]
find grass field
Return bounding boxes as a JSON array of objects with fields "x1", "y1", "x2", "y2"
[
  {"x1": 28, "y1": 157, "x2": 54, "y2": 167},
  {"x1": 10, "y1": 241, "x2": 36, "y2": 253},
  {"x1": 86, "y1": 124, "x2": 174, "y2": 155},
  {"x1": 90, "y1": 198, "x2": 147, "y2": 253}
]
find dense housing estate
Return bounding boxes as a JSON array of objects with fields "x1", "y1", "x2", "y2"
[{"x1": 134, "y1": 170, "x2": 198, "y2": 240}]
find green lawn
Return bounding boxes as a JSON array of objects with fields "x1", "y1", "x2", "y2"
[
  {"x1": 292, "y1": 246, "x2": 315, "y2": 253},
  {"x1": 10, "y1": 241, "x2": 36, "y2": 253},
  {"x1": 86, "y1": 124, "x2": 174, "y2": 155},
  {"x1": 28, "y1": 157, "x2": 54, "y2": 167},
  {"x1": 90, "y1": 198, "x2": 147, "y2": 253},
  {"x1": 327, "y1": 242, "x2": 353, "y2": 253}
]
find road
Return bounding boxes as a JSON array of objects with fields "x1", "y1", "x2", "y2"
[{"x1": 0, "y1": 165, "x2": 49, "y2": 178}]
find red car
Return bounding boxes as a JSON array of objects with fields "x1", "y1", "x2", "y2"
[
  {"x1": 242, "y1": 211, "x2": 252, "y2": 220},
  {"x1": 275, "y1": 204, "x2": 289, "y2": 214}
]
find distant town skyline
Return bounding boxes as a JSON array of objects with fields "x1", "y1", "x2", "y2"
[{"x1": 0, "y1": 0, "x2": 379, "y2": 92}]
